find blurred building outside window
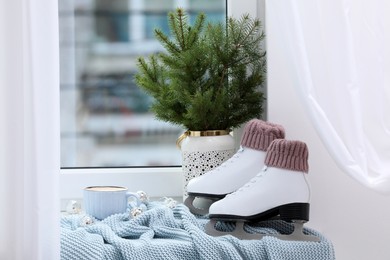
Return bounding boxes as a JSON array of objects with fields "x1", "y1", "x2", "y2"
[{"x1": 59, "y1": 0, "x2": 226, "y2": 168}]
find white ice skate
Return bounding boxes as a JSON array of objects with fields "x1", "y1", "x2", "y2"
[
  {"x1": 205, "y1": 139, "x2": 320, "y2": 242},
  {"x1": 184, "y1": 119, "x2": 285, "y2": 215}
]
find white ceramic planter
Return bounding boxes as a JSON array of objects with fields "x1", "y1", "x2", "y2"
[{"x1": 179, "y1": 131, "x2": 235, "y2": 199}]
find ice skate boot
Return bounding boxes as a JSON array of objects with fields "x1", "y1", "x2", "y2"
[
  {"x1": 206, "y1": 139, "x2": 320, "y2": 242},
  {"x1": 184, "y1": 119, "x2": 285, "y2": 215}
]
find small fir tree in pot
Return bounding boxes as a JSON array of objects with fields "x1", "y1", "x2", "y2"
[
  {"x1": 135, "y1": 8, "x2": 266, "y2": 131},
  {"x1": 135, "y1": 8, "x2": 266, "y2": 198}
]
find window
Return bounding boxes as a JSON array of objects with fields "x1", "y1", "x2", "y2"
[
  {"x1": 59, "y1": 0, "x2": 261, "y2": 202},
  {"x1": 59, "y1": 0, "x2": 226, "y2": 168}
]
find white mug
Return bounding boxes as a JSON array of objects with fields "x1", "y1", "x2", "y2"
[{"x1": 83, "y1": 186, "x2": 141, "y2": 220}]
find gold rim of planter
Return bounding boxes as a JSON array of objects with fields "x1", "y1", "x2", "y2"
[{"x1": 176, "y1": 130, "x2": 231, "y2": 149}]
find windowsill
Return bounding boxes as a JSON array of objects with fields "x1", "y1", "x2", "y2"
[{"x1": 60, "y1": 167, "x2": 183, "y2": 211}]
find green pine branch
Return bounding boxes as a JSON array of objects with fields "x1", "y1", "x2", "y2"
[{"x1": 135, "y1": 8, "x2": 266, "y2": 131}]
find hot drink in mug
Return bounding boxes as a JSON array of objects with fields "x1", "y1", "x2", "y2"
[{"x1": 83, "y1": 186, "x2": 141, "y2": 220}]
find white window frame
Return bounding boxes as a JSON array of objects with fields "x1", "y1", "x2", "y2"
[{"x1": 59, "y1": 0, "x2": 262, "y2": 206}]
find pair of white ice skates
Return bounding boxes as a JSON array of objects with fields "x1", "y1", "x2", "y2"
[{"x1": 184, "y1": 119, "x2": 319, "y2": 242}]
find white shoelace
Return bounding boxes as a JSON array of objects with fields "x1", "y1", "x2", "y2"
[
  {"x1": 227, "y1": 166, "x2": 268, "y2": 197},
  {"x1": 213, "y1": 146, "x2": 244, "y2": 172}
]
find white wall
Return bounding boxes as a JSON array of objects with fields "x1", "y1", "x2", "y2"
[
  {"x1": 229, "y1": 0, "x2": 390, "y2": 259},
  {"x1": 266, "y1": 6, "x2": 390, "y2": 260}
]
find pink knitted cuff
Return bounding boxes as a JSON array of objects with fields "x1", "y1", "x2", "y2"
[
  {"x1": 265, "y1": 139, "x2": 309, "y2": 173},
  {"x1": 240, "y1": 119, "x2": 285, "y2": 151}
]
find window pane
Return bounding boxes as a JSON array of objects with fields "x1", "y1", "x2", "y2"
[{"x1": 59, "y1": 0, "x2": 226, "y2": 167}]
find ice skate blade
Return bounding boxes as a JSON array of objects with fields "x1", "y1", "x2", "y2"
[
  {"x1": 205, "y1": 220, "x2": 320, "y2": 242},
  {"x1": 184, "y1": 196, "x2": 217, "y2": 215}
]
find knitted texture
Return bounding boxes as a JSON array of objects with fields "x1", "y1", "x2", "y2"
[
  {"x1": 61, "y1": 202, "x2": 335, "y2": 260},
  {"x1": 265, "y1": 139, "x2": 309, "y2": 172},
  {"x1": 240, "y1": 119, "x2": 285, "y2": 151}
]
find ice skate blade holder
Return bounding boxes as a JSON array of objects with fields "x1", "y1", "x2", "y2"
[
  {"x1": 206, "y1": 203, "x2": 320, "y2": 242},
  {"x1": 205, "y1": 219, "x2": 320, "y2": 242},
  {"x1": 184, "y1": 195, "x2": 219, "y2": 215}
]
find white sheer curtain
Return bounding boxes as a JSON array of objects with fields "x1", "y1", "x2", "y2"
[
  {"x1": 267, "y1": 0, "x2": 390, "y2": 193},
  {"x1": 0, "y1": 0, "x2": 60, "y2": 259}
]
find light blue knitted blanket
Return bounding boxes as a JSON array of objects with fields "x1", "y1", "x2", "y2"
[{"x1": 61, "y1": 202, "x2": 335, "y2": 260}]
